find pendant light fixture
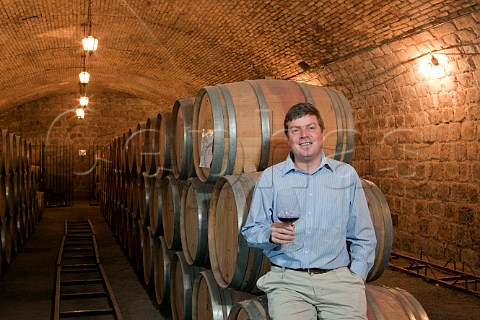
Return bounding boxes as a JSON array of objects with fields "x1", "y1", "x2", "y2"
[
  {"x1": 79, "y1": 96, "x2": 89, "y2": 107},
  {"x1": 76, "y1": 0, "x2": 98, "y2": 120},
  {"x1": 79, "y1": 52, "x2": 90, "y2": 84},
  {"x1": 82, "y1": 35, "x2": 98, "y2": 53},
  {"x1": 79, "y1": 71, "x2": 90, "y2": 83},
  {"x1": 76, "y1": 107, "x2": 85, "y2": 119},
  {"x1": 82, "y1": 0, "x2": 98, "y2": 55}
]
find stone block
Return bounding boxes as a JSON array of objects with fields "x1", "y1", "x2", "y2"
[
  {"x1": 430, "y1": 22, "x2": 457, "y2": 38},
  {"x1": 457, "y1": 206, "x2": 474, "y2": 224}
]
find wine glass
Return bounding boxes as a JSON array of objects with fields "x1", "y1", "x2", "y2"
[{"x1": 276, "y1": 188, "x2": 302, "y2": 251}]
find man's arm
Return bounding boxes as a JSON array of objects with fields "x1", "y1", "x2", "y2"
[
  {"x1": 346, "y1": 172, "x2": 377, "y2": 281},
  {"x1": 241, "y1": 173, "x2": 278, "y2": 250}
]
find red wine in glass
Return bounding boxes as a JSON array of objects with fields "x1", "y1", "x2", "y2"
[
  {"x1": 276, "y1": 188, "x2": 302, "y2": 251},
  {"x1": 278, "y1": 216, "x2": 299, "y2": 223}
]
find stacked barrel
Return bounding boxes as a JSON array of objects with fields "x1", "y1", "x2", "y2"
[
  {"x1": 98, "y1": 79, "x2": 428, "y2": 319},
  {"x1": 0, "y1": 129, "x2": 44, "y2": 275}
]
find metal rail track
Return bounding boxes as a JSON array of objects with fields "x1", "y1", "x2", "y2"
[
  {"x1": 52, "y1": 220, "x2": 123, "y2": 319},
  {"x1": 389, "y1": 251, "x2": 480, "y2": 297}
]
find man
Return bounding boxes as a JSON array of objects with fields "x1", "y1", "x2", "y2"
[{"x1": 241, "y1": 102, "x2": 377, "y2": 319}]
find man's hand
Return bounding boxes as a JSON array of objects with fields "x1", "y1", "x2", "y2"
[{"x1": 270, "y1": 222, "x2": 296, "y2": 244}]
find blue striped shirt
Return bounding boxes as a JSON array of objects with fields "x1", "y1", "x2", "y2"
[{"x1": 241, "y1": 152, "x2": 377, "y2": 280}]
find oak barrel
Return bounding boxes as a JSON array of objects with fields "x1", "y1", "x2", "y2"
[
  {"x1": 366, "y1": 285, "x2": 429, "y2": 319},
  {"x1": 171, "y1": 97, "x2": 196, "y2": 179},
  {"x1": 12, "y1": 173, "x2": 21, "y2": 214},
  {"x1": 20, "y1": 172, "x2": 28, "y2": 206},
  {"x1": 24, "y1": 139, "x2": 30, "y2": 173},
  {"x1": 361, "y1": 179, "x2": 393, "y2": 282},
  {"x1": 208, "y1": 172, "x2": 271, "y2": 293},
  {"x1": 5, "y1": 174, "x2": 15, "y2": 219},
  {"x1": 192, "y1": 270, "x2": 254, "y2": 320},
  {"x1": 0, "y1": 129, "x2": 11, "y2": 174},
  {"x1": 141, "y1": 225, "x2": 155, "y2": 286},
  {"x1": 125, "y1": 209, "x2": 134, "y2": 260},
  {"x1": 10, "y1": 211, "x2": 19, "y2": 254},
  {"x1": 227, "y1": 285, "x2": 429, "y2": 320},
  {"x1": 162, "y1": 176, "x2": 186, "y2": 251},
  {"x1": 170, "y1": 251, "x2": 203, "y2": 320},
  {"x1": 180, "y1": 177, "x2": 213, "y2": 267},
  {"x1": 29, "y1": 200, "x2": 37, "y2": 237},
  {"x1": 125, "y1": 127, "x2": 137, "y2": 174},
  {"x1": 154, "y1": 111, "x2": 173, "y2": 178},
  {"x1": 0, "y1": 175, "x2": 7, "y2": 221},
  {"x1": 118, "y1": 134, "x2": 127, "y2": 173},
  {"x1": 118, "y1": 204, "x2": 127, "y2": 246},
  {"x1": 15, "y1": 204, "x2": 26, "y2": 246},
  {"x1": 8, "y1": 133, "x2": 18, "y2": 173},
  {"x1": 134, "y1": 122, "x2": 147, "y2": 173},
  {"x1": 153, "y1": 236, "x2": 174, "y2": 306},
  {"x1": 110, "y1": 138, "x2": 119, "y2": 171},
  {"x1": 149, "y1": 176, "x2": 167, "y2": 236},
  {"x1": 129, "y1": 172, "x2": 139, "y2": 220},
  {"x1": 121, "y1": 172, "x2": 128, "y2": 209},
  {"x1": 132, "y1": 219, "x2": 143, "y2": 273},
  {"x1": 192, "y1": 79, "x2": 354, "y2": 183},
  {"x1": 1, "y1": 217, "x2": 12, "y2": 265},
  {"x1": 125, "y1": 172, "x2": 134, "y2": 211},
  {"x1": 138, "y1": 173, "x2": 154, "y2": 227},
  {"x1": 14, "y1": 136, "x2": 23, "y2": 173},
  {"x1": 112, "y1": 171, "x2": 121, "y2": 204},
  {"x1": 0, "y1": 221, "x2": 2, "y2": 273},
  {"x1": 144, "y1": 115, "x2": 161, "y2": 175},
  {"x1": 227, "y1": 295, "x2": 270, "y2": 320}
]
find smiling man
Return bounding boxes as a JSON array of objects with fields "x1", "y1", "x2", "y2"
[{"x1": 241, "y1": 102, "x2": 377, "y2": 320}]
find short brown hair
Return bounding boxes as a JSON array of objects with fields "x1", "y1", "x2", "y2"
[{"x1": 283, "y1": 102, "x2": 325, "y2": 135}]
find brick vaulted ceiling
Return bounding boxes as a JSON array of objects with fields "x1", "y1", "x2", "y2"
[{"x1": 0, "y1": 0, "x2": 478, "y2": 113}]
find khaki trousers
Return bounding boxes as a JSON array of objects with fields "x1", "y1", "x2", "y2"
[{"x1": 256, "y1": 266, "x2": 367, "y2": 320}]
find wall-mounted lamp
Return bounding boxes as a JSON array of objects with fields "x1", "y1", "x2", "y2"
[{"x1": 419, "y1": 54, "x2": 446, "y2": 78}]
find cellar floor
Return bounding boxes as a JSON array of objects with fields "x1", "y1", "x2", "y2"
[{"x1": 0, "y1": 200, "x2": 478, "y2": 320}]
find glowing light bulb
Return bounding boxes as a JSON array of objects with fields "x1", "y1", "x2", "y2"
[
  {"x1": 76, "y1": 108, "x2": 85, "y2": 119},
  {"x1": 82, "y1": 36, "x2": 98, "y2": 52},
  {"x1": 79, "y1": 71, "x2": 90, "y2": 84},
  {"x1": 80, "y1": 96, "x2": 89, "y2": 107}
]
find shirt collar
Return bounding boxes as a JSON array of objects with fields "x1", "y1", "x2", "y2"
[{"x1": 282, "y1": 151, "x2": 333, "y2": 175}]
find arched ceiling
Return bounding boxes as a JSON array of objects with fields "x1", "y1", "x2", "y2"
[{"x1": 0, "y1": 0, "x2": 477, "y2": 113}]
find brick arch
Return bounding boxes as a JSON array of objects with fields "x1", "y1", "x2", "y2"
[{"x1": 0, "y1": 0, "x2": 477, "y2": 112}]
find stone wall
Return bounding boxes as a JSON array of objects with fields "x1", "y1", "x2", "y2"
[{"x1": 293, "y1": 11, "x2": 479, "y2": 267}]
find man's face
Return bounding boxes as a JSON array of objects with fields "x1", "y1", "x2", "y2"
[{"x1": 286, "y1": 114, "x2": 325, "y2": 164}]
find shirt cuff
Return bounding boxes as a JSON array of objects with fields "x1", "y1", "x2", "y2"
[{"x1": 349, "y1": 262, "x2": 370, "y2": 281}]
